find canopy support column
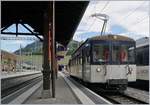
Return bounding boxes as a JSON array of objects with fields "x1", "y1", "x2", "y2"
[{"x1": 42, "y1": 3, "x2": 52, "y2": 98}]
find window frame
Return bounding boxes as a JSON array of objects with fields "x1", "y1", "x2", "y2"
[
  {"x1": 91, "y1": 40, "x2": 136, "y2": 65},
  {"x1": 111, "y1": 41, "x2": 136, "y2": 64},
  {"x1": 91, "y1": 40, "x2": 111, "y2": 65}
]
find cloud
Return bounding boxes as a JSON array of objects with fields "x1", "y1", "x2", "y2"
[
  {"x1": 73, "y1": 1, "x2": 149, "y2": 41},
  {"x1": 109, "y1": 24, "x2": 128, "y2": 34}
]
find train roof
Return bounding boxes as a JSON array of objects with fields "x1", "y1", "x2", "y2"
[
  {"x1": 136, "y1": 37, "x2": 149, "y2": 48},
  {"x1": 71, "y1": 34, "x2": 135, "y2": 58},
  {"x1": 88, "y1": 34, "x2": 135, "y2": 42}
]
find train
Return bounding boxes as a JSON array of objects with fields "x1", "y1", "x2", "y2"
[
  {"x1": 136, "y1": 37, "x2": 149, "y2": 81},
  {"x1": 128, "y1": 37, "x2": 149, "y2": 90},
  {"x1": 68, "y1": 34, "x2": 136, "y2": 92}
]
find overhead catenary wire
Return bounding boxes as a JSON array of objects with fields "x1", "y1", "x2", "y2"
[
  {"x1": 100, "y1": 1, "x2": 110, "y2": 13},
  {"x1": 128, "y1": 16, "x2": 149, "y2": 30},
  {"x1": 112, "y1": 1, "x2": 148, "y2": 38},
  {"x1": 77, "y1": 1, "x2": 148, "y2": 41},
  {"x1": 76, "y1": 1, "x2": 98, "y2": 41},
  {"x1": 133, "y1": 16, "x2": 149, "y2": 25},
  {"x1": 86, "y1": 1, "x2": 98, "y2": 32},
  {"x1": 118, "y1": 1, "x2": 146, "y2": 24}
]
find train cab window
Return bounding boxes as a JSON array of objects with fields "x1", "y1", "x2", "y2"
[
  {"x1": 112, "y1": 44, "x2": 135, "y2": 64},
  {"x1": 93, "y1": 44, "x2": 109, "y2": 63},
  {"x1": 112, "y1": 45, "x2": 128, "y2": 63}
]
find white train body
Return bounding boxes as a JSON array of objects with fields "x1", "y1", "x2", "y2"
[
  {"x1": 69, "y1": 35, "x2": 136, "y2": 91},
  {"x1": 136, "y1": 66, "x2": 149, "y2": 80},
  {"x1": 70, "y1": 65, "x2": 136, "y2": 83},
  {"x1": 135, "y1": 37, "x2": 149, "y2": 81}
]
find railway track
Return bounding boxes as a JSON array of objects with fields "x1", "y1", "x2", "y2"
[
  {"x1": 101, "y1": 93, "x2": 148, "y2": 104},
  {"x1": 89, "y1": 86, "x2": 149, "y2": 104},
  {"x1": 67, "y1": 73, "x2": 149, "y2": 104},
  {"x1": 1, "y1": 75, "x2": 42, "y2": 104}
]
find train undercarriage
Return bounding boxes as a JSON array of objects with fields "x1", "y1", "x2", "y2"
[{"x1": 71, "y1": 76, "x2": 128, "y2": 93}]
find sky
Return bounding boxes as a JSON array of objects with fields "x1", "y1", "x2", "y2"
[
  {"x1": 1, "y1": 1, "x2": 149, "y2": 52},
  {"x1": 73, "y1": 1, "x2": 149, "y2": 41},
  {"x1": 1, "y1": 24, "x2": 39, "y2": 52}
]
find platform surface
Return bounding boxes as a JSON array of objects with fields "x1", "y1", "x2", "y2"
[
  {"x1": 1, "y1": 71, "x2": 41, "y2": 79},
  {"x1": 24, "y1": 72, "x2": 80, "y2": 104}
]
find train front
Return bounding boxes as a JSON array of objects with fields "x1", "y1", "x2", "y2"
[{"x1": 91, "y1": 36, "x2": 136, "y2": 91}]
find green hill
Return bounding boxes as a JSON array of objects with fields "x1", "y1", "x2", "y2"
[
  {"x1": 66, "y1": 40, "x2": 83, "y2": 55},
  {"x1": 14, "y1": 41, "x2": 42, "y2": 55}
]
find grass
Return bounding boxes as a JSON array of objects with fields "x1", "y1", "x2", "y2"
[{"x1": 20, "y1": 54, "x2": 43, "y2": 70}]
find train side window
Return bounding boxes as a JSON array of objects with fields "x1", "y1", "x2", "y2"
[
  {"x1": 80, "y1": 57, "x2": 82, "y2": 64},
  {"x1": 78, "y1": 56, "x2": 80, "y2": 65},
  {"x1": 86, "y1": 45, "x2": 90, "y2": 64},
  {"x1": 76, "y1": 57, "x2": 77, "y2": 65},
  {"x1": 79, "y1": 54, "x2": 82, "y2": 65},
  {"x1": 76, "y1": 58, "x2": 77, "y2": 65}
]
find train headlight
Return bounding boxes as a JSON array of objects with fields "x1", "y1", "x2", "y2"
[{"x1": 96, "y1": 68, "x2": 101, "y2": 72}]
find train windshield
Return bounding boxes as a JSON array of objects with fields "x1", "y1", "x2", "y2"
[
  {"x1": 93, "y1": 44, "x2": 110, "y2": 63},
  {"x1": 112, "y1": 44, "x2": 135, "y2": 64},
  {"x1": 92, "y1": 42, "x2": 135, "y2": 64}
]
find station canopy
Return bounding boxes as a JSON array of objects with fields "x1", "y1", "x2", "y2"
[{"x1": 1, "y1": 1, "x2": 89, "y2": 46}]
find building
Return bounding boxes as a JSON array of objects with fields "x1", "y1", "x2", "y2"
[{"x1": 1, "y1": 50, "x2": 18, "y2": 72}]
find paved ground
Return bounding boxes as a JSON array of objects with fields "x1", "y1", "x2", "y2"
[{"x1": 24, "y1": 73, "x2": 80, "y2": 104}]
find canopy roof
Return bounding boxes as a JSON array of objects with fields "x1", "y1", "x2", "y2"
[{"x1": 1, "y1": 1, "x2": 89, "y2": 46}]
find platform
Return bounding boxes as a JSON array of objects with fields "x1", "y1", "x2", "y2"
[
  {"x1": 23, "y1": 71, "x2": 111, "y2": 104},
  {"x1": 5, "y1": 70, "x2": 112, "y2": 104},
  {"x1": 1, "y1": 70, "x2": 41, "y2": 79},
  {"x1": 24, "y1": 72, "x2": 81, "y2": 104}
]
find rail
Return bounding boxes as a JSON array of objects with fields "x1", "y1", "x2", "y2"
[{"x1": 1, "y1": 72, "x2": 42, "y2": 104}]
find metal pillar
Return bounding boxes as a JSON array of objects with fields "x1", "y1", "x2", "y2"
[
  {"x1": 51, "y1": 1, "x2": 55, "y2": 98},
  {"x1": 55, "y1": 42, "x2": 58, "y2": 79}
]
